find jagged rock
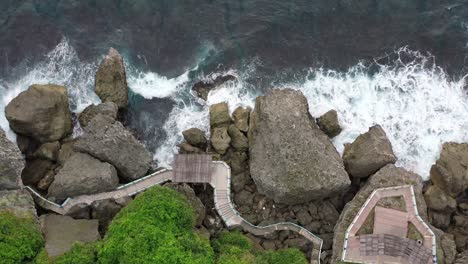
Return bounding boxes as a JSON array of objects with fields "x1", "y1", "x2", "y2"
[
  {"x1": 232, "y1": 106, "x2": 250, "y2": 132},
  {"x1": 74, "y1": 117, "x2": 152, "y2": 181},
  {"x1": 248, "y1": 89, "x2": 350, "y2": 204},
  {"x1": 0, "y1": 189, "x2": 37, "y2": 219},
  {"x1": 440, "y1": 232, "x2": 458, "y2": 264},
  {"x1": 331, "y1": 164, "x2": 450, "y2": 263},
  {"x1": 210, "y1": 102, "x2": 231, "y2": 129},
  {"x1": 229, "y1": 151, "x2": 248, "y2": 175},
  {"x1": 95, "y1": 48, "x2": 128, "y2": 108},
  {"x1": 21, "y1": 159, "x2": 54, "y2": 186},
  {"x1": 0, "y1": 128, "x2": 24, "y2": 190},
  {"x1": 455, "y1": 251, "x2": 468, "y2": 264},
  {"x1": 165, "y1": 183, "x2": 205, "y2": 227},
  {"x1": 231, "y1": 172, "x2": 249, "y2": 193},
  {"x1": 91, "y1": 199, "x2": 122, "y2": 233},
  {"x1": 5, "y1": 84, "x2": 72, "y2": 142},
  {"x1": 47, "y1": 153, "x2": 119, "y2": 202},
  {"x1": 316, "y1": 110, "x2": 342, "y2": 138},
  {"x1": 178, "y1": 142, "x2": 204, "y2": 154},
  {"x1": 33, "y1": 141, "x2": 60, "y2": 161},
  {"x1": 65, "y1": 203, "x2": 90, "y2": 219},
  {"x1": 79, "y1": 102, "x2": 118, "y2": 127},
  {"x1": 283, "y1": 237, "x2": 311, "y2": 252},
  {"x1": 235, "y1": 190, "x2": 254, "y2": 207},
  {"x1": 343, "y1": 125, "x2": 397, "y2": 178},
  {"x1": 228, "y1": 124, "x2": 248, "y2": 152},
  {"x1": 295, "y1": 210, "x2": 312, "y2": 226},
  {"x1": 211, "y1": 127, "x2": 231, "y2": 155},
  {"x1": 37, "y1": 170, "x2": 55, "y2": 191},
  {"x1": 319, "y1": 200, "x2": 340, "y2": 225},
  {"x1": 429, "y1": 210, "x2": 451, "y2": 230},
  {"x1": 16, "y1": 134, "x2": 30, "y2": 154},
  {"x1": 40, "y1": 214, "x2": 100, "y2": 257},
  {"x1": 192, "y1": 74, "x2": 236, "y2": 101},
  {"x1": 424, "y1": 184, "x2": 457, "y2": 213},
  {"x1": 430, "y1": 142, "x2": 468, "y2": 198},
  {"x1": 182, "y1": 128, "x2": 207, "y2": 149},
  {"x1": 58, "y1": 138, "x2": 77, "y2": 165}
]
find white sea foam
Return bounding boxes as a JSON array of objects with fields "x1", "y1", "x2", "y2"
[
  {"x1": 128, "y1": 70, "x2": 190, "y2": 99},
  {"x1": 0, "y1": 38, "x2": 100, "y2": 141}
]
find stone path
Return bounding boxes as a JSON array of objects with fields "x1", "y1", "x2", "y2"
[
  {"x1": 26, "y1": 160, "x2": 323, "y2": 264},
  {"x1": 342, "y1": 185, "x2": 437, "y2": 264}
]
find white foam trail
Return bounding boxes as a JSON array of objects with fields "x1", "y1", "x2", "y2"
[
  {"x1": 0, "y1": 38, "x2": 100, "y2": 141},
  {"x1": 128, "y1": 70, "x2": 190, "y2": 99},
  {"x1": 288, "y1": 49, "x2": 468, "y2": 179}
]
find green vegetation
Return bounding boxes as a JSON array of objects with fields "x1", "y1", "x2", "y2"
[
  {"x1": 0, "y1": 211, "x2": 44, "y2": 264},
  {"x1": 98, "y1": 186, "x2": 214, "y2": 264},
  {"x1": 407, "y1": 222, "x2": 423, "y2": 241},
  {"x1": 34, "y1": 242, "x2": 97, "y2": 264},
  {"x1": 212, "y1": 231, "x2": 307, "y2": 264},
  {"x1": 356, "y1": 208, "x2": 374, "y2": 235}
]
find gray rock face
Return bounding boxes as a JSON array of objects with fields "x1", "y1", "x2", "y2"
[
  {"x1": 91, "y1": 199, "x2": 123, "y2": 233},
  {"x1": 74, "y1": 117, "x2": 152, "y2": 181},
  {"x1": 248, "y1": 89, "x2": 350, "y2": 204},
  {"x1": 21, "y1": 159, "x2": 53, "y2": 186},
  {"x1": 5, "y1": 84, "x2": 72, "y2": 142},
  {"x1": 95, "y1": 48, "x2": 128, "y2": 108},
  {"x1": 211, "y1": 127, "x2": 231, "y2": 155},
  {"x1": 316, "y1": 109, "x2": 342, "y2": 138},
  {"x1": 342, "y1": 125, "x2": 397, "y2": 178},
  {"x1": 47, "y1": 153, "x2": 119, "y2": 202},
  {"x1": 178, "y1": 142, "x2": 204, "y2": 154},
  {"x1": 79, "y1": 102, "x2": 118, "y2": 127},
  {"x1": 0, "y1": 128, "x2": 24, "y2": 190},
  {"x1": 40, "y1": 214, "x2": 100, "y2": 257},
  {"x1": 455, "y1": 251, "x2": 468, "y2": 264},
  {"x1": 430, "y1": 142, "x2": 468, "y2": 198},
  {"x1": 182, "y1": 128, "x2": 207, "y2": 149},
  {"x1": 228, "y1": 124, "x2": 248, "y2": 152},
  {"x1": 58, "y1": 138, "x2": 77, "y2": 166},
  {"x1": 0, "y1": 189, "x2": 37, "y2": 219},
  {"x1": 34, "y1": 141, "x2": 60, "y2": 161},
  {"x1": 331, "y1": 164, "x2": 447, "y2": 263},
  {"x1": 424, "y1": 184, "x2": 457, "y2": 213}
]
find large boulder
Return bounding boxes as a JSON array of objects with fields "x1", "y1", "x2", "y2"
[
  {"x1": 74, "y1": 116, "x2": 152, "y2": 181},
  {"x1": 33, "y1": 141, "x2": 60, "y2": 161},
  {"x1": 342, "y1": 125, "x2": 397, "y2": 178},
  {"x1": 211, "y1": 127, "x2": 231, "y2": 155},
  {"x1": 21, "y1": 159, "x2": 54, "y2": 186},
  {"x1": 79, "y1": 102, "x2": 118, "y2": 127},
  {"x1": 316, "y1": 109, "x2": 342, "y2": 138},
  {"x1": 232, "y1": 106, "x2": 250, "y2": 132},
  {"x1": 331, "y1": 164, "x2": 449, "y2": 263},
  {"x1": 248, "y1": 89, "x2": 350, "y2": 204},
  {"x1": 95, "y1": 48, "x2": 128, "y2": 108},
  {"x1": 91, "y1": 199, "x2": 123, "y2": 233},
  {"x1": 430, "y1": 142, "x2": 468, "y2": 198},
  {"x1": 209, "y1": 102, "x2": 231, "y2": 129},
  {"x1": 40, "y1": 214, "x2": 100, "y2": 257},
  {"x1": 47, "y1": 153, "x2": 119, "y2": 202},
  {"x1": 424, "y1": 184, "x2": 457, "y2": 213},
  {"x1": 5, "y1": 84, "x2": 72, "y2": 142},
  {"x1": 182, "y1": 128, "x2": 207, "y2": 149},
  {"x1": 0, "y1": 189, "x2": 37, "y2": 219},
  {"x1": 0, "y1": 128, "x2": 24, "y2": 190},
  {"x1": 228, "y1": 124, "x2": 248, "y2": 152}
]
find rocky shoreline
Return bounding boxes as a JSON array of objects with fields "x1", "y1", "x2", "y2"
[{"x1": 0, "y1": 48, "x2": 466, "y2": 264}]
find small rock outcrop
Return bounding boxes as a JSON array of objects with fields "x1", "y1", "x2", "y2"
[
  {"x1": 95, "y1": 48, "x2": 128, "y2": 108},
  {"x1": 0, "y1": 189, "x2": 37, "y2": 219},
  {"x1": 0, "y1": 128, "x2": 24, "y2": 190},
  {"x1": 182, "y1": 128, "x2": 207, "y2": 149},
  {"x1": 79, "y1": 102, "x2": 118, "y2": 127},
  {"x1": 47, "y1": 153, "x2": 119, "y2": 202},
  {"x1": 209, "y1": 102, "x2": 231, "y2": 129},
  {"x1": 192, "y1": 74, "x2": 236, "y2": 101},
  {"x1": 430, "y1": 142, "x2": 468, "y2": 198},
  {"x1": 91, "y1": 199, "x2": 125, "y2": 233},
  {"x1": 21, "y1": 159, "x2": 53, "y2": 186},
  {"x1": 424, "y1": 184, "x2": 457, "y2": 213},
  {"x1": 5, "y1": 84, "x2": 72, "y2": 142},
  {"x1": 228, "y1": 124, "x2": 248, "y2": 152},
  {"x1": 248, "y1": 89, "x2": 350, "y2": 204},
  {"x1": 316, "y1": 110, "x2": 342, "y2": 138},
  {"x1": 40, "y1": 214, "x2": 100, "y2": 257},
  {"x1": 74, "y1": 116, "x2": 152, "y2": 181},
  {"x1": 342, "y1": 125, "x2": 397, "y2": 178},
  {"x1": 33, "y1": 141, "x2": 60, "y2": 161}
]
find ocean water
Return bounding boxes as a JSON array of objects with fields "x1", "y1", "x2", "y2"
[{"x1": 0, "y1": 1, "x2": 467, "y2": 179}]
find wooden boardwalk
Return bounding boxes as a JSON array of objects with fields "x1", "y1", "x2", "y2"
[
  {"x1": 27, "y1": 156, "x2": 323, "y2": 264},
  {"x1": 342, "y1": 185, "x2": 437, "y2": 264}
]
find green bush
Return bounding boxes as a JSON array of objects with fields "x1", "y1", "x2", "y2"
[
  {"x1": 98, "y1": 186, "x2": 214, "y2": 264},
  {"x1": 0, "y1": 211, "x2": 44, "y2": 264},
  {"x1": 256, "y1": 248, "x2": 308, "y2": 264},
  {"x1": 55, "y1": 242, "x2": 97, "y2": 264}
]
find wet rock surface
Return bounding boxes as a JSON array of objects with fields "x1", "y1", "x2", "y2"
[
  {"x1": 0, "y1": 128, "x2": 24, "y2": 190},
  {"x1": 316, "y1": 110, "x2": 342, "y2": 138}
]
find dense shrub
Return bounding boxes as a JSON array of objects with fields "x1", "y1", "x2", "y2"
[
  {"x1": 0, "y1": 211, "x2": 44, "y2": 264},
  {"x1": 55, "y1": 242, "x2": 97, "y2": 264},
  {"x1": 212, "y1": 231, "x2": 307, "y2": 264},
  {"x1": 98, "y1": 186, "x2": 215, "y2": 264}
]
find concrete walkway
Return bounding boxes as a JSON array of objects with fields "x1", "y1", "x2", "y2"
[{"x1": 26, "y1": 160, "x2": 323, "y2": 264}]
